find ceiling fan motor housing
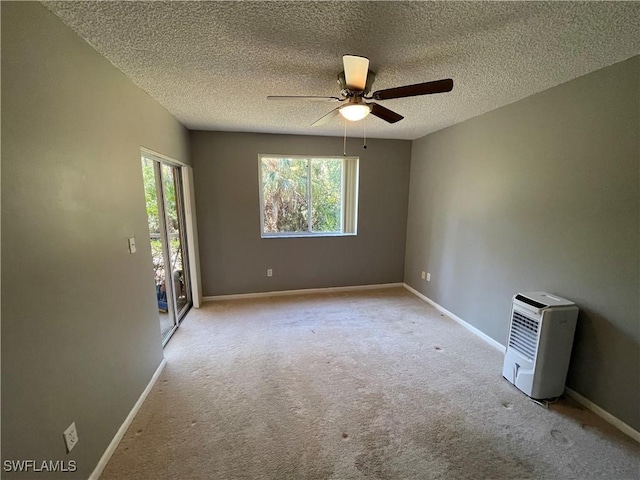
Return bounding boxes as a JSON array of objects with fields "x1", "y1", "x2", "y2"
[{"x1": 338, "y1": 70, "x2": 376, "y2": 96}]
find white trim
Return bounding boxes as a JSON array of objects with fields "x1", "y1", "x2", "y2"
[
  {"x1": 403, "y1": 283, "x2": 640, "y2": 443},
  {"x1": 403, "y1": 283, "x2": 506, "y2": 352},
  {"x1": 140, "y1": 146, "x2": 188, "y2": 167},
  {"x1": 564, "y1": 387, "x2": 640, "y2": 443},
  {"x1": 89, "y1": 358, "x2": 167, "y2": 480},
  {"x1": 261, "y1": 232, "x2": 357, "y2": 239},
  {"x1": 204, "y1": 283, "x2": 403, "y2": 302},
  {"x1": 257, "y1": 154, "x2": 266, "y2": 237}
]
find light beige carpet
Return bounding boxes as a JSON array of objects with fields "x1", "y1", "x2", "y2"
[{"x1": 101, "y1": 288, "x2": 639, "y2": 479}]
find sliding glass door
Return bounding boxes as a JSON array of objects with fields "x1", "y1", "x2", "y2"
[{"x1": 142, "y1": 153, "x2": 192, "y2": 344}]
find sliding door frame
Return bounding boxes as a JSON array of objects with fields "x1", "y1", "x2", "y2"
[{"x1": 141, "y1": 147, "x2": 201, "y2": 309}]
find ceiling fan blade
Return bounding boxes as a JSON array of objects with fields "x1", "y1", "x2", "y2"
[
  {"x1": 267, "y1": 95, "x2": 342, "y2": 102},
  {"x1": 369, "y1": 103, "x2": 404, "y2": 123},
  {"x1": 343, "y1": 55, "x2": 369, "y2": 91},
  {"x1": 311, "y1": 107, "x2": 341, "y2": 126},
  {"x1": 372, "y1": 78, "x2": 453, "y2": 101}
]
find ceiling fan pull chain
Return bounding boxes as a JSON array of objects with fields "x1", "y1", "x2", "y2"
[
  {"x1": 343, "y1": 119, "x2": 347, "y2": 156},
  {"x1": 363, "y1": 117, "x2": 367, "y2": 150}
]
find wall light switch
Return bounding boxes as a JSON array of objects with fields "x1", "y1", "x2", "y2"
[
  {"x1": 426, "y1": 273, "x2": 431, "y2": 282},
  {"x1": 421, "y1": 271, "x2": 426, "y2": 280},
  {"x1": 128, "y1": 237, "x2": 136, "y2": 254}
]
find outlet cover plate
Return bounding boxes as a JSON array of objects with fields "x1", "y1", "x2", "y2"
[{"x1": 63, "y1": 422, "x2": 78, "y2": 453}]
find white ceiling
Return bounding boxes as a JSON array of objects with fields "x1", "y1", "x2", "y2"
[{"x1": 45, "y1": 1, "x2": 640, "y2": 140}]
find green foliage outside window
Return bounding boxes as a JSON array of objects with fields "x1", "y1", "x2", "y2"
[
  {"x1": 311, "y1": 159, "x2": 342, "y2": 232},
  {"x1": 142, "y1": 158, "x2": 183, "y2": 284},
  {"x1": 261, "y1": 157, "x2": 342, "y2": 234},
  {"x1": 142, "y1": 159, "x2": 179, "y2": 235}
]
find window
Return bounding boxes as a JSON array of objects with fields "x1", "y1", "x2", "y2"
[{"x1": 259, "y1": 155, "x2": 359, "y2": 237}]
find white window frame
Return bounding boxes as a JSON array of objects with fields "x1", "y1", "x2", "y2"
[{"x1": 258, "y1": 154, "x2": 359, "y2": 238}]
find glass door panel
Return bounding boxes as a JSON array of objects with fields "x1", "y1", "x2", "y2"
[
  {"x1": 160, "y1": 163, "x2": 191, "y2": 321},
  {"x1": 142, "y1": 157, "x2": 176, "y2": 339}
]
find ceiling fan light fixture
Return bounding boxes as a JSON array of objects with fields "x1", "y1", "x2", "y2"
[{"x1": 339, "y1": 104, "x2": 371, "y2": 122}]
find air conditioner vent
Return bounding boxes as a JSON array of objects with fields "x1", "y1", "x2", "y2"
[
  {"x1": 515, "y1": 294, "x2": 547, "y2": 309},
  {"x1": 508, "y1": 310, "x2": 539, "y2": 361}
]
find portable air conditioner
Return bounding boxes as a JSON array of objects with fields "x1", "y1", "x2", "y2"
[{"x1": 502, "y1": 292, "x2": 578, "y2": 400}]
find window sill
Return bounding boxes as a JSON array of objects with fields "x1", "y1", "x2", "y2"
[{"x1": 261, "y1": 232, "x2": 357, "y2": 239}]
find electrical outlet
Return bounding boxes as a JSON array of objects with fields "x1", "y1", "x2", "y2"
[
  {"x1": 63, "y1": 422, "x2": 78, "y2": 453},
  {"x1": 421, "y1": 271, "x2": 426, "y2": 280},
  {"x1": 267, "y1": 268, "x2": 273, "y2": 277},
  {"x1": 426, "y1": 273, "x2": 431, "y2": 282}
]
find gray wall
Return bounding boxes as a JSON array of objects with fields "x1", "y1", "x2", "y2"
[
  {"x1": 404, "y1": 57, "x2": 639, "y2": 431},
  {"x1": 191, "y1": 131, "x2": 411, "y2": 296},
  {"x1": 1, "y1": 3, "x2": 189, "y2": 478}
]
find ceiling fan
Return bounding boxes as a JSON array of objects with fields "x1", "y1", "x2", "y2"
[{"x1": 267, "y1": 55, "x2": 453, "y2": 126}]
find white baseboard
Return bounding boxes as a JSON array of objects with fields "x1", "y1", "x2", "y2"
[
  {"x1": 203, "y1": 283, "x2": 404, "y2": 302},
  {"x1": 565, "y1": 387, "x2": 640, "y2": 443},
  {"x1": 403, "y1": 283, "x2": 506, "y2": 352},
  {"x1": 403, "y1": 283, "x2": 639, "y2": 444},
  {"x1": 89, "y1": 358, "x2": 167, "y2": 480}
]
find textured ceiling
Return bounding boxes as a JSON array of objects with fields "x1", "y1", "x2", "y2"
[{"x1": 45, "y1": 1, "x2": 640, "y2": 140}]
